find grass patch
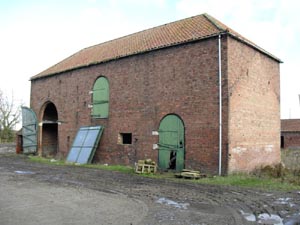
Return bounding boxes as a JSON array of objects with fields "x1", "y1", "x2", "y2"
[
  {"x1": 139, "y1": 171, "x2": 175, "y2": 179},
  {"x1": 28, "y1": 155, "x2": 65, "y2": 166},
  {"x1": 82, "y1": 164, "x2": 134, "y2": 174},
  {"x1": 195, "y1": 174, "x2": 300, "y2": 191},
  {"x1": 193, "y1": 163, "x2": 300, "y2": 191},
  {"x1": 27, "y1": 156, "x2": 300, "y2": 191},
  {"x1": 27, "y1": 155, "x2": 133, "y2": 173}
]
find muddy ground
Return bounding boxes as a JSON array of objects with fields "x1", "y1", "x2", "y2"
[{"x1": 0, "y1": 154, "x2": 300, "y2": 225}]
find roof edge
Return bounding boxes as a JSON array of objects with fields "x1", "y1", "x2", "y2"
[
  {"x1": 202, "y1": 13, "x2": 227, "y2": 32},
  {"x1": 281, "y1": 130, "x2": 300, "y2": 133},
  {"x1": 281, "y1": 119, "x2": 300, "y2": 121},
  {"x1": 30, "y1": 13, "x2": 282, "y2": 80},
  {"x1": 30, "y1": 31, "x2": 282, "y2": 81},
  {"x1": 203, "y1": 13, "x2": 282, "y2": 63},
  {"x1": 228, "y1": 33, "x2": 283, "y2": 63},
  {"x1": 30, "y1": 32, "x2": 222, "y2": 81}
]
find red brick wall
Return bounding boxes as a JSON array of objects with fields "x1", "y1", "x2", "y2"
[
  {"x1": 227, "y1": 37, "x2": 281, "y2": 173},
  {"x1": 281, "y1": 132, "x2": 300, "y2": 149},
  {"x1": 30, "y1": 35, "x2": 280, "y2": 174},
  {"x1": 281, "y1": 119, "x2": 300, "y2": 132},
  {"x1": 30, "y1": 37, "x2": 225, "y2": 174}
]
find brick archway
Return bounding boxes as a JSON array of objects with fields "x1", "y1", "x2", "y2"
[{"x1": 38, "y1": 102, "x2": 58, "y2": 157}]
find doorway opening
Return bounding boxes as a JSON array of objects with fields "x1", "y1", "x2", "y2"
[{"x1": 40, "y1": 102, "x2": 58, "y2": 157}]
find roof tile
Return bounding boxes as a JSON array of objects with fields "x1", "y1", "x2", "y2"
[{"x1": 31, "y1": 13, "x2": 280, "y2": 80}]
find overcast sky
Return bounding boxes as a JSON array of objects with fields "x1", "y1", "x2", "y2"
[{"x1": 0, "y1": 0, "x2": 299, "y2": 119}]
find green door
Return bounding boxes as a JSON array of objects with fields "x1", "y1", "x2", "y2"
[
  {"x1": 158, "y1": 114, "x2": 184, "y2": 171},
  {"x1": 92, "y1": 77, "x2": 109, "y2": 118},
  {"x1": 21, "y1": 107, "x2": 38, "y2": 154}
]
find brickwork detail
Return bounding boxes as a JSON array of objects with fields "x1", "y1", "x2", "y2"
[
  {"x1": 227, "y1": 38, "x2": 281, "y2": 173},
  {"x1": 30, "y1": 35, "x2": 280, "y2": 174}
]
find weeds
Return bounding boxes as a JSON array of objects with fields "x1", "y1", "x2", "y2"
[
  {"x1": 252, "y1": 163, "x2": 286, "y2": 178},
  {"x1": 252, "y1": 163, "x2": 300, "y2": 186}
]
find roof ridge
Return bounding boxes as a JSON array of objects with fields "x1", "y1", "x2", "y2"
[
  {"x1": 81, "y1": 14, "x2": 207, "y2": 52},
  {"x1": 31, "y1": 13, "x2": 281, "y2": 80},
  {"x1": 202, "y1": 13, "x2": 227, "y2": 32}
]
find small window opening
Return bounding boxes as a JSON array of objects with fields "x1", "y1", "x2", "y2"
[{"x1": 119, "y1": 133, "x2": 132, "y2": 145}]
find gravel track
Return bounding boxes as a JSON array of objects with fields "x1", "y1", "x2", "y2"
[{"x1": 1, "y1": 154, "x2": 300, "y2": 225}]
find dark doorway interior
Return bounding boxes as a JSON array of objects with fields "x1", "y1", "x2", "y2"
[
  {"x1": 281, "y1": 136, "x2": 284, "y2": 149},
  {"x1": 168, "y1": 151, "x2": 177, "y2": 170},
  {"x1": 42, "y1": 103, "x2": 58, "y2": 157}
]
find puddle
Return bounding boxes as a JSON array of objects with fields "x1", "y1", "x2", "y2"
[
  {"x1": 274, "y1": 197, "x2": 295, "y2": 207},
  {"x1": 15, "y1": 170, "x2": 35, "y2": 175},
  {"x1": 156, "y1": 197, "x2": 189, "y2": 209},
  {"x1": 262, "y1": 193, "x2": 274, "y2": 197},
  {"x1": 257, "y1": 213, "x2": 283, "y2": 225},
  {"x1": 240, "y1": 210, "x2": 283, "y2": 225},
  {"x1": 240, "y1": 210, "x2": 256, "y2": 222},
  {"x1": 284, "y1": 214, "x2": 300, "y2": 225},
  {"x1": 275, "y1": 197, "x2": 291, "y2": 204}
]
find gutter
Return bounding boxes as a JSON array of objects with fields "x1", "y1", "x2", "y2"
[{"x1": 218, "y1": 34, "x2": 222, "y2": 176}]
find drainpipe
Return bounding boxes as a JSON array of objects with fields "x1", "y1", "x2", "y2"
[{"x1": 218, "y1": 34, "x2": 222, "y2": 176}]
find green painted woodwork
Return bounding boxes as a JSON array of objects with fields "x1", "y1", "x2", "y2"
[
  {"x1": 158, "y1": 114, "x2": 185, "y2": 171},
  {"x1": 92, "y1": 77, "x2": 109, "y2": 118},
  {"x1": 66, "y1": 126, "x2": 104, "y2": 164},
  {"x1": 21, "y1": 107, "x2": 38, "y2": 154}
]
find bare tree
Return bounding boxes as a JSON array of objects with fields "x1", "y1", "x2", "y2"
[{"x1": 0, "y1": 89, "x2": 21, "y2": 143}]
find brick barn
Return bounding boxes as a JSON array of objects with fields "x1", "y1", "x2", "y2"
[
  {"x1": 281, "y1": 119, "x2": 300, "y2": 149},
  {"x1": 27, "y1": 13, "x2": 281, "y2": 174}
]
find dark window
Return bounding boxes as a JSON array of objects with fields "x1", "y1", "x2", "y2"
[
  {"x1": 120, "y1": 133, "x2": 132, "y2": 145},
  {"x1": 281, "y1": 136, "x2": 284, "y2": 148}
]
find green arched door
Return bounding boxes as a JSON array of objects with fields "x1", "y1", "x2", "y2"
[
  {"x1": 21, "y1": 107, "x2": 38, "y2": 154},
  {"x1": 92, "y1": 77, "x2": 109, "y2": 118},
  {"x1": 158, "y1": 114, "x2": 185, "y2": 171}
]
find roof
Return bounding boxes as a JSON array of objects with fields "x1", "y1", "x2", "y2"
[
  {"x1": 281, "y1": 119, "x2": 300, "y2": 132},
  {"x1": 31, "y1": 13, "x2": 281, "y2": 80}
]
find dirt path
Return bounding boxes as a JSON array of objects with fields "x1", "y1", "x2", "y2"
[{"x1": 1, "y1": 154, "x2": 300, "y2": 225}]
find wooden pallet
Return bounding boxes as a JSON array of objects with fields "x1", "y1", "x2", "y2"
[
  {"x1": 175, "y1": 169, "x2": 206, "y2": 179},
  {"x1": 135, "y1": 163, "x2": 157, "y2": 174}
]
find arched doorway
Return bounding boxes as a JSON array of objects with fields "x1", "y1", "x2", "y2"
[
  {"x1": 158, "y1": 114, "x2": 185, "y2": 171},
  {"x1": 40, "y1": 102, "x2": 58, "y2": 157}
]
